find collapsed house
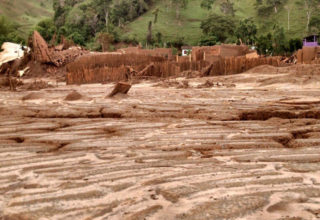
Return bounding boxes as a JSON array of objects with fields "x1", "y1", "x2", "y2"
[
  {"x1": 191, "y1": 45, "x2": 251, "y2": 62},
  {"x1": 117, "y1": 47, "x2": 173, "y2": 60},
  {"x1": 1, "y1": 31, "x2": 281, "y2": 86},
  {"x1": 0, "y1": 31, "x2": 89, "y2": 78},
  {"x1": 66, "y1": 52, "x2": 280, "y2": 85},
  {"x1": 0, "y1": 42, "x2": 27, "y2": 66},
  {"x1": 297, "y1": 46, "x2": 320, "y2": 64},
  {"x1": 32, "y1": 31, "x2": 88, "y2": 67}
]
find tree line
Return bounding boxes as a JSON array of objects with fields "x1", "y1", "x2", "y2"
[{"x1": 1, "y1": 0, "x2": 319, "y2": 55}]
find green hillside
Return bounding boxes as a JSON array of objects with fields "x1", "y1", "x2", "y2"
[
  {"x1": 0, "y1": 0, "x2": 53, "y2": 36},
  {"x1": 123, "y1": 0, "x2": 310, "y2": 45}
]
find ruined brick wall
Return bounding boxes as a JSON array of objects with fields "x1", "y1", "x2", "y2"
[
  {"x1": 32, "y1": 31, "x2": 52, "y2": 63},
  {"x1": 302, "y1": 47, "x2": 317, "y2": 64},
  {"x1": 66, "y1": 53, "x2": 280, "y2": 85},
  {"x1": 66, "y1": 54, "x2": 168, "y2": 84},
  {"x1": 297, "y1": 46, "x2": 320, "y2": 64},
  {"x1": 117, "y1": 47, "x2": 173, "y2": 60},
  {"x1": 192, "y1": 45, "x2": 249, "y2": 62},
  {"x1": 31, "y1": 31, "x2": 88, "y2": 67}
]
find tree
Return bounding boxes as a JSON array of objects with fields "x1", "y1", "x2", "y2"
[
  {"x1": 96, "y1": 32, "x2": 114, "y2": 51},
  {"x1": 91, "y1": 0, "x2": 112, "y2": 30},
  {"x1": 284, "y1": 5, "x2": 292, "y2": 30},
  {"x1": 200, "y1": 14, "x2": 236, "y2": 42},
  {"x1": 235, "y1": 18, "x2": 258, "y2": 45},
  {"x1": 146, "y1": 21, "x2": 153, "y2": 46},
  {"x1": 201, "y1": 0, "x2": 216, "y2": 10},
  {"x1": 256, "y1": 33, "x2": 273, "y2": 55},
  {"x1": 273, "y1": 25, "x2": 288, "y2": 55},
  {"x1": 288, "y1": 38, "x2": 302, "y2": 53},
  {"x1": 152, "y1": 8, "x2": 160, "y2": 24},
  {"x1": 255, "y1": 0, "x2": 287, "y2": 17},
  {"x1": 199, "y1": 35, "x2": 218, "y2": 46},
  {"x1": 156, "y1": 32, "x2": 163, "y2": 44},
  {"x1": 68, "y1": 32, "x2": 85, "y2": 46},
  {"x1": 256, "y1": 5, "x2": 274, "y2": 17},
  {"x1": 171, "y1": 0, "x2": 189, "y2": 20},
  {"x1": 220, "y1": 0, "x2": 236, "y2": 16},
  {"x1": 0, "y1": 16, "x2": 25, "y2": 46},
  {"x1": 304, "y1": 0, "x2": 320, "y2": 31},
  {"x1": 36, "y1": 19, "x2": 57, "y2": 42},
  {"x1": 266, "y1": 0, "x2": 287, "y2": 13},
  {"x1": 295, "y1": 0, "x2": 320, "y2": 30},
  {"x1": 310, "y1": 14, "x2": 320, "y2": 33}
]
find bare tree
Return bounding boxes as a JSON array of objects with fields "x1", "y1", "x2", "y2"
[{"x1": 303, "y1": 0, "x2": 320, "y2": 30}]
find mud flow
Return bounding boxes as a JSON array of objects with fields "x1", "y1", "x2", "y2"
[{"x1": 0, "y1": 64, "x2": 319, "y2": 220}]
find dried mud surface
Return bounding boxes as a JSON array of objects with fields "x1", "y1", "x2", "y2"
[{"x1": 1, "y1": 65, "x2": 320, "y2": 220}]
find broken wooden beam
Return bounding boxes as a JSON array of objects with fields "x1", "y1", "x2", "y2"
[{"x1": 108, "y1": 82, "x2": 132, "y2": 97}]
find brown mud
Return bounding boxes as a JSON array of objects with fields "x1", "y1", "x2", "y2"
[{"x1": 0, "y1": 65, "x2": 320, "y2": 220}]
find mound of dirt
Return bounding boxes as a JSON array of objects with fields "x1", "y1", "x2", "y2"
[
  {"x1": 246, "y1": 65, "x2": 279, "y2": 74},
  {"x1": 64, "y1": 91, "x2": 83, "y2": 101},
  {"x1": 197, "y1": 80, "x2": 214, "y2": 88},
  {"x1": 178, "y1": 70, "x2": 201, "y2": 78},
  {"x1": 258, "y1": 64, "x2": 320, "y2": 86},
  {"x1": 154, "y1": 80, "x2": 189, "y2": 89},
  {"x1": 22, "y1": 92, "x2": 43, "y2": 101},
  {"x1": 21, "y1": 80, "x2": 54, "y2": 91},
  {"x1": 0, "y1": 77, "x2": 23, "y2": 89}
]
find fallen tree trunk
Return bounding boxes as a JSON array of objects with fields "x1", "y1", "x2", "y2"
[{"x1": 137, "y1": 63, "x2": 154, "y2": 76}]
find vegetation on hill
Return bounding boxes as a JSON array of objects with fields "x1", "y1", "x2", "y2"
[
  {"x1": 124, "y1": 0, "x2": 320, "y2": 45},
  {"x1": 0, "y1": 0, "x2": 53, "y2": 37},
  {"x1": 1, "y1": 0, "x2": 320, "y2": 55}
]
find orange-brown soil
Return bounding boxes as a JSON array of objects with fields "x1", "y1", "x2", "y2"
[{"x1": 0, "y1": 65, "x2": 320, "y2": 220}]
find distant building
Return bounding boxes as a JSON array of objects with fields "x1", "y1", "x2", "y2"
[
  {"x1": 303, "y1": 35, "x2": 319, "y2": 47},
  {"x1": 181, "y1": 46, "x2": 192, "y2": 56}
]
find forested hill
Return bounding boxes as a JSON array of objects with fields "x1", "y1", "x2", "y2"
[
  {"x1": 124, "y1": 0, "x2": 320, "y2": 45},
  {"x1": 1, "y1": 0, "x2": 320, "y2": 54},
  {"x1": 0, "y1": 0, "x2": 53, "y2": 36},
  {"x1": 50, "y1": 0, "x2": 319, "y2": 48}
]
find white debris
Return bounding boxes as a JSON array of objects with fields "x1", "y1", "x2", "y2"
[
  {"x1": 0, "y1": 42, "x2": 28, "y2": 67},
  {"x1": 18, "y1": 67, "x2": 30, "y2": 77}
]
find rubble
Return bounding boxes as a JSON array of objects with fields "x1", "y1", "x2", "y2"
[
  {"x1": 65, "y1": 91, "x2": 83, "y2": 101},
  {"x1": 192, "y1": 44, "x2": 250, "y2": 62},
  {"x1": 21, "y1": 80, "x2": 54, "y2": 91},
  {"x1": 66, "y1": 52, "x2": 281, "y2": 85},
  {"x1": 21, "y1": 92, "x2": 44, "y2": 101},
  {"x1": 201, "y1": 63, "x2": 214, "y2": 77},
  {"x1": 297, "y1": 46, "x2": 320, "y2": 64},
  {"x1": 108, "y1": 82, "x2": 132, "y2": 97},
  {"x1": 31, "y1": 31, "x2": 88, "y2": 67},
  {"x1": 0, "y1": 42, "x2": 27, "y2": 67},
  {"x1": 32, "y1": 31, "x2": 52, "y2": 64}
]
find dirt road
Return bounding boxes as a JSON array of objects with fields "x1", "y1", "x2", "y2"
[{"x1": 1, "y1": 65, "x2": 320, "y2": 220}]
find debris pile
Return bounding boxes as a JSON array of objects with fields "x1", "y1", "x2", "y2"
[
  {"x1": 65, "y1": 91, "x2": 83, "y2": 101},
  {"x1": 66, "y1": 54, "x2": 281, "y2": 85},
  {"x1": 0, "y1": 31, "x2": 88, "y2": 84},
  {"x1": 21, "y1": 80, "x2": 54, "y2": 91},
  {"x1": 31, "y1": 31, "x2": 88, "y2": 67},
  {"x1": 117, "y1": 47, "x2": 173, "y2": 60},
  {"x1": 297, "y1": 46, "x2": 320, "y2": 64},
  {"x1": 192, "y1": 45, "x2": 250, "y2": 62}
]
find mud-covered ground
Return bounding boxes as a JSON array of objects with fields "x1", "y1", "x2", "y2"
[{"x1": 1, "y1": 65, "x2": 320, "y2": 220}]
